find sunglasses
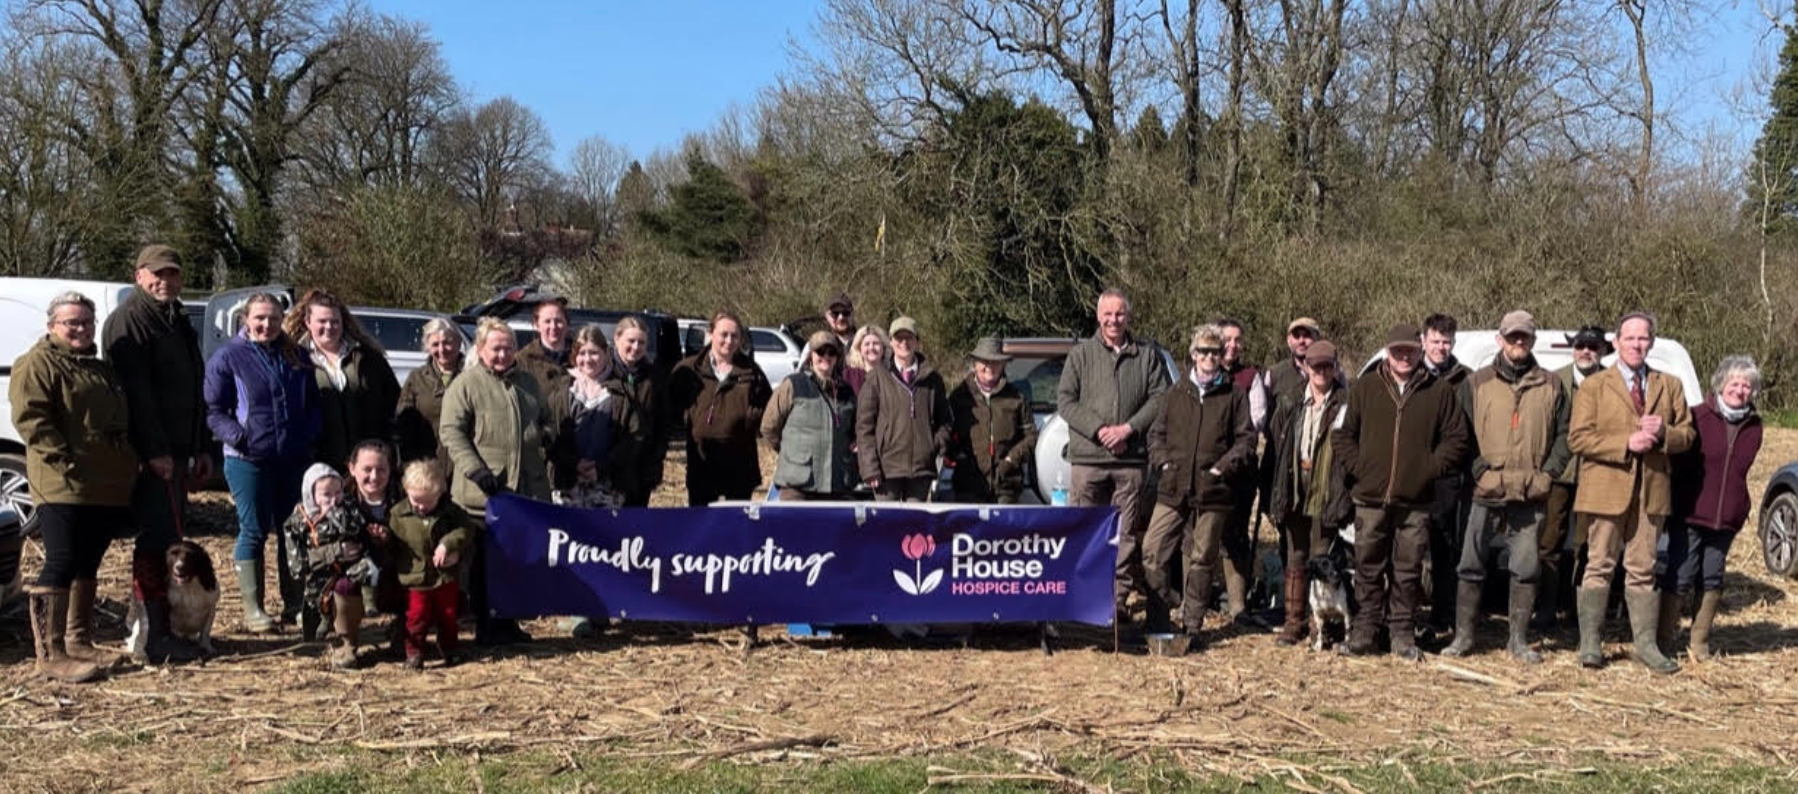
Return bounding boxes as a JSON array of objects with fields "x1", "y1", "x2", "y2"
[
  {"x1": 1573, "y1": 343, "x2": 1604, "y2": 352},
  {"x1": 1192, "y1": 347, "x2": 1223, "y2": 357},
  {"x1": 828, "y1": 310, "x2": 852, "y2": 318},
  {"x1": 1504, "y1": 333, "x2": 1534, "y2": 345}
]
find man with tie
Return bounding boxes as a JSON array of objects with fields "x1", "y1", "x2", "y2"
[{"x1": 1568, "y1": 311, "x2": 1695, "y2": 673}]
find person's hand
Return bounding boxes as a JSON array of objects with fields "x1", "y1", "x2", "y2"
[
  {"x1": 1639, "y1": 414, "x2": 1664, "y2": 439},
  {"x1": 1627, "y1": 431, "x2": 1655, "y2": 454},
  {"x1": 577, "y1": 459, "x2": 599, "y2": 482},
  {"x1": 996, "y1": 459, "x2": 1018, "y2": 477},
  {"x1": 433, "y1": 544, "x2": 459, "y2": 569},
  {"x1": 147, "y1": 455, "x2": 174, "y2": 481},
  {"x1": 190, "y1": 454, "x2": 213, "y2": 484},
  {"x1": 865, "y1": 476, "x2": 882, "y2": 489},
  {"x1": 366, "y1": 522, "x2": 388, "y2": 542},
  {"x1": 470, "y1": 468, "x2": 502, "y2": 496}
]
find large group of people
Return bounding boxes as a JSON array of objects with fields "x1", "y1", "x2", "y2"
[{"x1": 7, "y1": 244, "x2": 1768, "y2": 683}]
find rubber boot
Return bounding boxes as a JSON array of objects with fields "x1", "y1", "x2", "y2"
[
  {"x1": 1625, "y1": 589, "x2": 1679, "y2": 674},
  {"x1": 234, "y1": 560, "x2": 276, "y2": 634},
  {"x1": 1439, "y1": 581, "x2": 1482, "y2": 657},
  {"x1": 1576, "y1": 587, "x2": 1606, "y2": 669},
  {"x1": 1506, "y1": 582, "x2": 1542, "y2": 664},
  {"x1": 28, "y1": 587, "x2": 101, "y2": 683},
  {"x1": 1225, "y1": 562, "x2": 1266, "y2": 628},
  {"x1": 1531, "y1": 559, "x2": 1560, "y2": 633},
  {"x1": 65, "y1": 579, "x2": 129, "y2": 668},
  {"x1": 277, "y1": 550, "x2": 304, "y2": 627},
  {"x1": 330, "y1": 596, "x2": 363, "y2": 670},
  {"x1": 142, "y1": 598, "x2": 202, "y2": 662},
  {"x1": 1275, "y1": 568, "x2": 1307, "y2": 646},
  {"x1": 1656, "y1": 590, "x2": 1684, "y2": 653},
  {"x1": 1689, "y1": 590, "x2": 1722, "y2": 661}
]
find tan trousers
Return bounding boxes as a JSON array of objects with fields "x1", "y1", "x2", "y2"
[
  {"x1": 1142, "y1": 502, "x2": 1227, "y2": 632},
  {"x1": 1581, "y1": 496, "x2": 1663, "y2": 591},
  {"x1": 1071, "y1": 464, "x2": 1147, "y2": 614}
]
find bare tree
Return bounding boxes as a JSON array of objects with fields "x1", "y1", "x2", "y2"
[
  {"x1": 295, "y1": 13, "x2": 459, "y2": 191},
  {"x1": 1243, "y1": 0, "x2": 1349, "y2": 229},
  {"x1": 958, "y1": 0, "x2": 1130, "y2": 163},
  {"x1": 430, "y1": 96, "x2": 555, "y2": 232},
  {"x1": 567, "y1": 134, "x2": 629, "y2": 237}
]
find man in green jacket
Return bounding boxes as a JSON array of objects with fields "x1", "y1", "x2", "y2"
[
  {"x1": 1332, "y1": 324, "x2": 1471, "y2": 660},
  {"x1": 1440, "y1": 311, "x2": 1569, "y2": 664},
  {"x1": 1055, "y1": 289, "x2": 1172, "y2": 629},
  {"x1": 101, "y1": 245, "x2": 212, "y2": 663}
]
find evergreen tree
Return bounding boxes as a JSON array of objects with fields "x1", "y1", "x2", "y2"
[
  {"x1": 638, "y1": 152, "x2": 761, "y2": 262},
  {"x1": 1748, "y1": 25, "x2": 1798, "y2": 235}
]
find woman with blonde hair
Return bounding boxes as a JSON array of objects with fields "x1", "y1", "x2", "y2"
[
  {"x1": 439, "y1": 317, "x2": 551, "y2": 645},
  {"x1": 610, "y1": 316, "x2": 667, "y2": 505},
  {"x1": 844, "y1": 324, "x2": 888, "y2": 396},
  {"x1": 284, "y1": 288, "x2": 399, "y2": 470}
]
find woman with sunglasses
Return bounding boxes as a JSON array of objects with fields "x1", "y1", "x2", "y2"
[{"x1": 1140, "y1": 324, "x2": 1257, "y2": 650}]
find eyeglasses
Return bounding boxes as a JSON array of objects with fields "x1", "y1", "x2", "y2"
[
  {"x1": 1192, "y1": 347, "x2": 1223, "y2": 357},
  {"x1": 54, "y1": 318, "x2": 94, "y2": 329}
]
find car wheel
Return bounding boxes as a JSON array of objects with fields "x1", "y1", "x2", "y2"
[
  {"x1": 1761, "y1": 490, "x2": 1798, "y2": 580},
  {"x1": 0, "y1": 452, "x2": 34, "y2": 537}
]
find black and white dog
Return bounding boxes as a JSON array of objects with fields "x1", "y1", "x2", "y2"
[
  {"x1": 1306, "y1": 551, "x2": 1355, "y2": 652},
  {"x1": 125, "y1": 540, "x2": 220, "y2": 658}
]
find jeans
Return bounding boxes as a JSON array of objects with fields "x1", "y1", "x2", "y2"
[
  {"x1": 34, "y1": 504, "x2": 124, "y2": 588},
  {"x1": 1663, "y1": 523, "x2": 1739, "y2": 593},
  {"x1": 224, "y1": 456, "x2": 303, "y2": 563}
]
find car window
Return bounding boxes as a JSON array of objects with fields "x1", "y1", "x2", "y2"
[
  {"x1": 360, "y1": 314, "x2": 431, "y2": 354},
  {"x1": 684, "y1": 326, "x2": 708, "y2": 354},
  {"x1": 1005, "y1": 357, "x2": 1063, "y2": 414},
  {"x1": 751, "y1": 329, "x2": 787, "y2": 353}
]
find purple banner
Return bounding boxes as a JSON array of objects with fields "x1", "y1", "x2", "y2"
[{"x1": 482, "y1": 494, "x2": 1117, "y2": 625}]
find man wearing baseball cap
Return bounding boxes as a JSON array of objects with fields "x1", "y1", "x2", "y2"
[
  {"x1": 101, "y1": 244, "x2": 212, "y2": 662},
  {"x1": 1332, "y1": 323, "x2": 1470, "y2": 660},
  {"x1": 1440, "y1": 310, "x2": 1569, "y2": 664}
]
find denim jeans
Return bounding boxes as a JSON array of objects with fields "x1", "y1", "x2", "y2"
[
  {"x1": 1663, "y1": 522, "x2": 1739, "y2": 594},
  {"x1": 224, "y1": 456, "x2": 303, "y2": 563}
]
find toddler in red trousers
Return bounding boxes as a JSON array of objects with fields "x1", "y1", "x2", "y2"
[{"x1": 382, "y1": 459, "x2": 480, "y2": 670}]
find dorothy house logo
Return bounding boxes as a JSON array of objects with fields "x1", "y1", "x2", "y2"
[{"x1": 894, "y1": 534, "x2": 944, "y2": 595}]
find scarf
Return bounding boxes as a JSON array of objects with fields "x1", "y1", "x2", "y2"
[
  {"x1": 1717, "y1": 399, "x2": 1751, "y2": 423},
  {"x1": 1494, "y1": 353, "x2": 1535, "y2": 383},
  {"x1": 570, "y1": 366, "x2": 612, "y2": 411}
]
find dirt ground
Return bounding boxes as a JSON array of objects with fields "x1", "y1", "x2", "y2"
[{"x1": 4, "y1": 434, "x2": 1798, "y2": 793}]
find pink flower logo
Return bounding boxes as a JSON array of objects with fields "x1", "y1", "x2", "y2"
[
  {"x1": 901, "y1": 534, "x2": 936, "y2": 561},
  {"x1": 894, "y1": 533, "x2": 944, "y2": 596}
]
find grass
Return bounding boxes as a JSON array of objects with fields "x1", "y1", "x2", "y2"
[
  {"x1": 263, "y1": 751, "x2": 1798, "y2": 794},
  {"x1": 1760, "y1": 407, "x2": 1798, "y2": 429}
]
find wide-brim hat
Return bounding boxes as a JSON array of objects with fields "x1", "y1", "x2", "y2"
[{"x1": 969, "y1": 337, "x2": 1011, "y2": 363}]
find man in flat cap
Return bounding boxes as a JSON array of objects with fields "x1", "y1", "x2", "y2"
[
  {"x1": 102, "y1": 244, "x2": 212, "y2": 662},
  {"x1": 1332, "y1": 324, "x2": 1470, "y2": 660},
  {"x1": 1536, "y1": 325, "x2": 1613, "y2": 630},
  {"x1": 1441, "y1": 311, "x2": 1569, "y2": 664}
]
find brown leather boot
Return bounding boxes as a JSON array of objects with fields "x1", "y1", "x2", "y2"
[
  {"x1": 1275, "y1": 568, "x2": 1307, "y2": 645},
  {"x1": 28, "y1": 587, "x2": 102, "y2": 684},
  {"x1": 1689, "y1": 590, "x2": 1722, "y2": 661},
  {"x1": 65, "y1": 579, "x2": 129, "y2": 668}
]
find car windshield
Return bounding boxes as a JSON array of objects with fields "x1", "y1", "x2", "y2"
[
  {"x1": 1004, "y1": 357, "x2": 1061, "y2": 414},
  {"x1": 359, "y1": 314, "x2": 432, "y2": 353}
]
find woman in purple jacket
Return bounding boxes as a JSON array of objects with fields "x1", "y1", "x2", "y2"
[
  {"x1": 204, "y1": 293, "x2": 322, "y2": 634},
  {"x1": 1662, "y1": 355, "x2": 1764, "y2": 661}
]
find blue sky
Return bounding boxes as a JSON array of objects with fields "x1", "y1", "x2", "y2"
[
  {"x1": 367, "y1": 0, "x2": 817, "y2": 164},
  {"x1": 370, "y1": 0, "x2": 1775, "y2": 168}
]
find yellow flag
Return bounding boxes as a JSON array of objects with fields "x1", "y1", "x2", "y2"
[{"x1": 874, "y1": 213, "x2": 887, "y2": 254}]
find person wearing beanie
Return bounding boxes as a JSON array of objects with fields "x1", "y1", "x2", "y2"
[
  {"x1": 1440, "y1": 311, "x2": 1569, "y2": 664},
  {"x1": 1332, "y1": 323, "x2": 1470, "y2": 661}
]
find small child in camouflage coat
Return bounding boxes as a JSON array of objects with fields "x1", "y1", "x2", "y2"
[{"x1": 283, "y1": 463, "x2": 379, "y2": 668}]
